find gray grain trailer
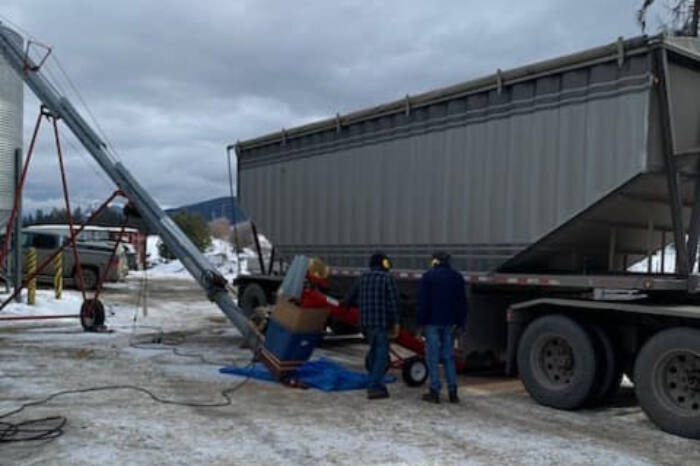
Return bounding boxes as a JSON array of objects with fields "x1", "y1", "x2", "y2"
[{"x1": 233, "y1": 35, "x2": 700, "y2": 439}]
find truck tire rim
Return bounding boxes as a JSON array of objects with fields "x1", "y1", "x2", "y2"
[
  {"x1": 656, "y1": 350, "x2": 700, "y2": 414},
  {"x1": 535, "y1": 336, "x2": 574, "y2": 387}
]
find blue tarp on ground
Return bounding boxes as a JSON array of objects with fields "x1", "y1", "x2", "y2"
[{"x1": 219, "y1": 357, "x2": 396, "y2": 391}]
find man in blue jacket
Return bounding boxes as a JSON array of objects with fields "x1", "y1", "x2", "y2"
[
  {"x1": 417, "y1": 251, "x2": 468, "y2": 403},
  {"x1": 345, "y1": 251, "x2": 401, "y2": 400}
]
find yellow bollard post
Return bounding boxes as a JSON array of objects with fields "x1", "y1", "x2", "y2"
[
  {"x1": 27, "y1": 247, "x2": 36, "y2": 305},
  {"x1": 54, "y1": 249, "x2": 63, "y2": 299}
]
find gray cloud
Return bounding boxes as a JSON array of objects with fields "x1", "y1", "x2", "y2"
[{"x1": 2, "y1": 0, "x2": 667, "y2": 212}]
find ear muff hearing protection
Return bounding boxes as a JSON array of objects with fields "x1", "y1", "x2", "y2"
[
  {"x1": 382, "y1": 257, "x2": 392, "y2": 270},
  {"x1": 431, "y1": 252, "x2": 450, "y2": 266}
]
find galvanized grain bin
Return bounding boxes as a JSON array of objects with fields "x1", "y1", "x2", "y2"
[
  {"x1": 236, "y1": 35, "x2": 700, "y2": 274},
  {"x1": 0, "y1": 25, "x2": 22, "y2": 230}
]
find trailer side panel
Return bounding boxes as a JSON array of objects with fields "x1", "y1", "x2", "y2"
[{"x1": 239, "y1": 49, "x2": 654, "y2": 271}]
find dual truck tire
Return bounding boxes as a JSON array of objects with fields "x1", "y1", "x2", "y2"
[
  {"x1": 634, "y1": 327, "x2": 700, "y2": 439},
  {"x1": 518, "y1": 314, "x2": 700, "y2": 439}
]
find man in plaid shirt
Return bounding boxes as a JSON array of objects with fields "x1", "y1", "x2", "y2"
[{"x1": 345, "y1": 252, "x2": 400, "y2": 399}]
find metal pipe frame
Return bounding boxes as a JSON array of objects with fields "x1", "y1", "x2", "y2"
[
  {"x1": 51, "y1": 111, "x2": 87, "y2": 299},
  {"x1": 657, "y1": 48, "x2": 690, "y2": 275},
  {"x1": 0, "y1": 190, "x2": 122, "y2": 312},
  {"x1": 686, "y1": 161, "x2": 700, "y2": 272},
  {"x1": 12, "y1": 147, "x2": 22, "y2": 301}
]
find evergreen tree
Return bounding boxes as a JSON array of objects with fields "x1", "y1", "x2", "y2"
[
  {"x1": 73, "y1": 206, "x2": 84, "y2": 223},
  {"x1": 158, "y1": 210, "x2": 212, "y2": 260},
  {"x1": 91, "y1": 206, "x2": 124, "y2": 227}
]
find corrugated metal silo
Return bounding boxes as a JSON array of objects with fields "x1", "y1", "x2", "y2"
[{"x1": 0, "y1": 25, "x2": 22, "y2": 230}]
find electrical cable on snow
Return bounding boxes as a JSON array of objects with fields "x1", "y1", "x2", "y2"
[
  {"x1": 1, "y1": 270, "x2": 255, "y2": 443},
  {"x1": 0, "y1": 344, "x2": 255, "y2": 443},
  {"x1": 0, "y1": 16, "x2": 257, "y2": 443},
  {"x1": 125, "y1": 267, "x2": 253, "y2": 367},
  {"x1": 1, "y1": 279, "x2": 256, "y2": 444},
  {"x1": 0, "y1": 375, "x2": 253, "y2": 444},
  {"x1": 0, "y1": 415, "x2": 67, "y2": 443}
]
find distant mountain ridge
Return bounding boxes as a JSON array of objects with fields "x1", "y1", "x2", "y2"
[{"x1": 166, "y1": 196, "x2": 248, "y2": 224}]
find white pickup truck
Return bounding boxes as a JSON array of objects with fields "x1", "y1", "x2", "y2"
[{"x1": 18, "y1": 226, "x2": 128, "y2": 289}]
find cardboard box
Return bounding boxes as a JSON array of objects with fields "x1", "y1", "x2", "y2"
[{"x1": 271, "y1": 297, "x2": 330, "y2": 333}]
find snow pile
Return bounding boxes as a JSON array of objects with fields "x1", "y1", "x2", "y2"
[
  {"x1": 629, "y1": 245, "x2": 678, "y2": 273},
  {"x1": 141, "y1": 235, "x2": 267, "y2": 281},
  {"x1": 0, "y1": 288, "x2": 84, "y2": 318}
]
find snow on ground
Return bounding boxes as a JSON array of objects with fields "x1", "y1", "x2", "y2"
[
  {"x1": 142, "y1": 235, "x2": 263, "y2": 281},
  {"x1": 1, "y1": 277, "x2": 697, "y2": 465},
  {"x1": 0, "y1": 287, "x2": 154, "y2": 340},
  {"x1": 0, "y1": 289, "x2": 83, "y2": 326},
  {"x1": 0, "y1": 278, "x2": 700, "y2": 466},
  {"x1": 0, "y1": 288, "x2": 85, "y2": 318},
  {"x1": 2, "y1": 237, "x2": 697, "y2": 465},
  {"x1": 0, "y1": 233, "x2": 260, "y2": 328}
]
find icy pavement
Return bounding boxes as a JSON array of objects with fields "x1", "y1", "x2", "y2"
[{"x1": 0, "y1": 277, "x2": 697, "y2": 466}]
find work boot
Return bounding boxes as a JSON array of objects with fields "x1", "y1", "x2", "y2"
[
  {"x1": 421, "y1": 389, "x2": 440, "y2": 404},
  {"x1": 449, "y1": 389, "x2": 459, "y2": 404}
]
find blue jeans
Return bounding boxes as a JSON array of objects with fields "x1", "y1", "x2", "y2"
[
  {"x1": 365, "y1": 327, "x2": 389, "y2": 392},
  {"x1": 424, "y1": 325, "x2": 457, "y2": 393}
]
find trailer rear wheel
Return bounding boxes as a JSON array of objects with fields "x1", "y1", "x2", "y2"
[
  {"x1": 402, "y1": 356, "x2": 428, "y2": 387},
  {"x1": 587, "y1": 324, "x2": 622, "y2": 406},
  {"x1": 517, "y1": 314, "x2": 596, "y2": 410},
  {"x1": 634, "y1": 327, "x2": 700, "y2": 439},
  {"x1": 240, "y1": 283, "x2": 267, "y2": 319}
]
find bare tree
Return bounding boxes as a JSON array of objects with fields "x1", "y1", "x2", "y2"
[
  {"x1": 638, "y1": 0, "x2": 700, "y2": 36},
  {"x1": 209, "y1": 217, "x2": 232, "y2": 240}
]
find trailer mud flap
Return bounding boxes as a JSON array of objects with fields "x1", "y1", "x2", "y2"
[{"x1": 505, "y1": 309, "x2": 526, "y2": 376}]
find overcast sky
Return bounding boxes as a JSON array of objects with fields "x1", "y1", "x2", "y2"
[{"x1": 1, "y1": 0, "x2": 669, "y2": 214}]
